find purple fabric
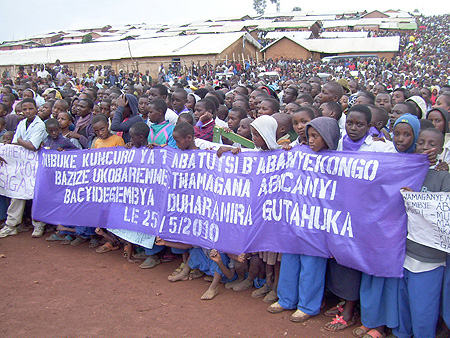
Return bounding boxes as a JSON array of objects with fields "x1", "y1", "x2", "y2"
[
  {"x1": 32, "y1": 145, "x2": 429, "y2": 277},
  {"x1": 342, "y1": 132, "x2": 369, "y2": 151}
]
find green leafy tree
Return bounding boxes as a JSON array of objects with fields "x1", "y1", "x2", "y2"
[
  {"x1": 253, "y1": 0, "x2": 266, "y2": 15},
  {"x1": 81, "y1": 33, "x2": 93, "y2": 43}
]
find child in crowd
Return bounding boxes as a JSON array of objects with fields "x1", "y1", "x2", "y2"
[
  {"x1": 258, "y1": 98, "x2": 279, "y2": 117},
  {"x1": 92, "y1": 114, "x2": 125, "y2": 149},
  {"x1": 138, "y1": 99, "x2": 177, "y2": 269},
  {"x1": 194, "y1": 99, "x2": 216, "y2": 142},
  {"x1": 236, "y1": 117, "x2": 253, "y2": 141},
  {"x1": 326, "y1": 105, "x2": 395, "y2": 332},
  {"x1": 392, "y1": 126, "x2": 449, "y2": 338},
  {"x1": 368, "y1": 105, "x2": 391, "y2": 140},
  {"x1": 38, "y1": 100, "x2": 55, "y2": 121},
  {"x1": 66, "y1": 98, "x2": 95, "y2": 148},
  {"x1": 0, "y1": 117, "x2": 6, "y2": 141},
  {"x1": 273, "y1": 113, "x2": 294, "y2": 145},
  {"x1": 0, "y1": 98, "x2": 47, "y2": 238},
  {"x1": 355, "y1": 114, "x2": 421, "y2": 338},
  {"x1": 42, "y1": 118, "x2": 78, "y2": 151},
  {"x1": 2, "y1": 131, "x2": 14, "y2": 144},
  {"x1": 268, "y1": 117, "x2": 340, "y2": 324},
  {"x1": 51, "y1": 99, "x2": 69, "y2": 119},
  {"x1": 426, "y1": 107, "x2": 450, "y2": 163},
  {"x1": 290, "y1": 107, "x2": 315, "y2": 146},
  {"x1": 284, "y1": 102, "x2": 301, "y2": 115},
  {"x1": 177, "y1": 112, "x2": 194, "y2": 126},
  {"x1": 57, "y1": 112, "x2": 82, "y2": 149},
  {"x1": 110, "y1": 94, "x2": 143, "y2": 143},
  {"x1": 147, "y1": 99, "x2": 177, "y2": 148}
]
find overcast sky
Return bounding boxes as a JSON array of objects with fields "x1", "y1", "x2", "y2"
[{"x1": 1, "y1": 0, "x2": 448, "y2": 43}]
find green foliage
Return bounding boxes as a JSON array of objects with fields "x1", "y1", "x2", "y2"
[
  {"x1": 81, "y1": 33, "x2": 93, "y2": 44},
  {"x1": 253, "y1": 0, "x2": 266, "y2": 15}
]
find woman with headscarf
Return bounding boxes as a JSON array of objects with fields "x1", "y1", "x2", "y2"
[{"x1": 110, "y1": 93, "x2": 144, "y2": 143}]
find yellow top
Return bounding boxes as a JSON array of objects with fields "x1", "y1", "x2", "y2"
[{"x1": 93, "y1": 135, "x2": 125, "y2": 149}]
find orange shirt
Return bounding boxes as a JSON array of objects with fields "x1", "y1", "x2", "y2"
[{"x1": 93, "y1": 134, "x2": 125, "y2": 149}]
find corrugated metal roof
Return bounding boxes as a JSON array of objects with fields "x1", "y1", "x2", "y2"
[
  {"x1": 0, "y1": 32, "x2": 261, "y2": 66},
  {"x1": 320, "y1": 31, "x2": 369, "y2": 38},
  {"x1": 265, "y1": 31, "x2": 313, "y2": 40},
  {"x1": 262, "y1": 36, "x2": 400, "y2": 53}
]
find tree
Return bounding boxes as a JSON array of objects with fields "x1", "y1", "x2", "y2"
[
  {"x1": 81, "y1": 33, "x2": 93, "y2": 43},
  {"x1": 253, "y1": 0, "x2": 266, "y2": 15},
  {"x1": 270, "y1": 0, "x2": 280, "y2": 12},
  {"x1": 293, "y1": 6, "x2": 301, "y2": 11}
]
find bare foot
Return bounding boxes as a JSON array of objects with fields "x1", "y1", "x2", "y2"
[
  {"x1": 201, "y1": 287, "x2": 218, "y2": 300},
  {"x1": 232, "y1": 277, "x2": 254, "y2": 291},
  {"x1": 168, "y1": 269, "x2": 189, "y2": 282},
  {"x1": 225, "y1": 278, "x2": 244, "y2": 289}
]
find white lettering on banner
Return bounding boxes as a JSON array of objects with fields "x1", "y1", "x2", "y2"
[
  {"x1": 63, "y1": 187, "x2": 154, "y2": 206},
  {"x1": 42, "y1": 153, "x2": 77, "y2": 169},
  {"x1": 257, "y1": 173, "x2": 337, "y2": 200},
  {"x1": 262, "y1": 199, "x2": 353, "y2": 237},
  {"x1": 166, "y1": 193, "x2": 252, "y2": 226},
  {"x1": 172, "y1": 172, "x2": 250, "y2": 197},
  {"x1": 81, "y1": 150, "x2": 136, "y2": 167},
  {"x1": 402, "y1": 191, "x2": 450, "y2": 253},
  {"x1": 253, "y1": 151, "x2": 379, "y2": 181}
]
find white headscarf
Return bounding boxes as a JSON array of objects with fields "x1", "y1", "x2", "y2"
[{"x1": 250, "y1": 115, "x2": 281, "y2": 150}]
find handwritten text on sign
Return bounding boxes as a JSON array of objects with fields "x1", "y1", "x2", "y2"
[
  {"x1": 0, "y1": 144, "x2": 38, "y2": 200},
  {"x1": 33, "y1": 146, "x2": 429, "y2": 278},
  {"x1": 402, "y1": 191, "x2": 450, "y2": 253}
]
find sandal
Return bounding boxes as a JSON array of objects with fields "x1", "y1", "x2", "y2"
[
  {"x1": 353, "y1": 326, "x2": 371, "y2": 338},
  {"x1": 324, "y1": 301, "x2": 345, "y2": 317},
  {"x1": 324, "y1": 315, "x2": 356, "y2": 332},
  {"x1": 362, "y1": 329, "x2": 386, "y2": 338},
  {"x1": 70, "y1": 237, "x2": 88, "y2": 246},
  {"x1": 89, "y1": 238, "x2": 99, "y2": 248},
  {"x1": 251, "y1": 284, "x2": 271, "y2": 298},
  {"x1": 61, "y1": 235, "x2": 74, "y2": 245},
  {"x1": 46, "y1": 233, "x2": 64, "y2": 241},
  {"x1": 95, "y1": 242, "x2": 119, "y2": 254},
  {"x1": 171, "y1": 263, "x2": 186, "y2": 276},
  {"x1": 189, "y1": 269, "x2": 204, "y2": 280}
]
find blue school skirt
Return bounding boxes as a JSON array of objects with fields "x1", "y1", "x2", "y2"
[
  {"x1": 360, "y1": 273, "x2": 400, "y2": 329},
  {"x1": 188, "y1": 247, "x2": 236, "y2": 282}
]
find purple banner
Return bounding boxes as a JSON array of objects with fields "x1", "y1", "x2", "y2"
[{"x1": 32, "y1": 146, "x2": 429, "y2": 277}]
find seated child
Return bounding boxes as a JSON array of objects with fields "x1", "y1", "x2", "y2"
[
  {"x1": 159, "y1": 236, "x2": 236, "y2": 301},
  {"x1": 38, "y1": 100, "x2": 55, "y2": 121},
  {"x1": 268, "y1": 117, "x2": 340, "y2": 324},
  {"x1": 227, "y1": 107, "x2": 248, "y2": 133}
]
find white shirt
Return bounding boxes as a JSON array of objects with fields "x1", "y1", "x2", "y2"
[
  {"x1": 215, "y1": 117, "x2": 228, "y2": 128},
  {"x1": 165, "y1": 108, "x2": 179, "y2": 126},
  {"x1": 337, "y1": 134, "x2": 396, "y2": 153},
  {"x1": 13, "y1": 116, "x2": 47, "y2": 149}
]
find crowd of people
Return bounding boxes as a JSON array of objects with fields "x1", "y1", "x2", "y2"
[{"x1": 0, "y1": 13, "x2": 450, "y2": 338}]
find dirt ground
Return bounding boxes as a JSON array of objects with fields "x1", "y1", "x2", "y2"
[{"x1": 0, "y1": 232, "x2": 355, "y2": 338}]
